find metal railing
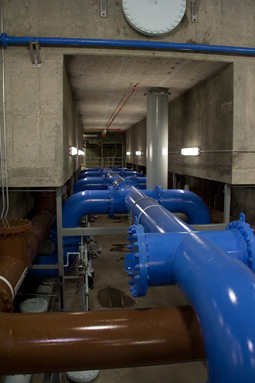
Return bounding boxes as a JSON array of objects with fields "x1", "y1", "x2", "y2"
[{"x1": 82, "y1": 156, "x2": 125, "y2": 168}]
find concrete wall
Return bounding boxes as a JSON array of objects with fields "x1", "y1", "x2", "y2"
[
  {"x1": 2, "y1": 0, "x2": 255, "y2": 189},
  {"x1": 126, "y1": 119, "x2": 146, "y2": 167},
  {"x1": 168, "y1": 65, "x2": 233, "y2": 183},
  {"x1": 232, "y1": 62, "x2": 255, "y2": 184},
  {"x1": 63, "y1": 62, "x2": 83, "y2": 182},
  {"x1": 126, "y1": 65, "x2": 234, "y2": 183},
  {"x1": 4, "y1": 47, "x2": 64, "y2": 186}
]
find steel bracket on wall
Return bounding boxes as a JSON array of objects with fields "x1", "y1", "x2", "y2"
[
  {"x1": 191, "y1": 0, "x2": 198, "y2": 22},
  {"x1": 100, "y1": 0, "x2": 107, "y2": 17},
  {"x1": 29, "y1": 40, "x2": 41, "y2": 68}
]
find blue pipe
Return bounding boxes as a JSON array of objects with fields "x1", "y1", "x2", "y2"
[
  {"x1": 173, "y1": 236, "x2": 255, "y2": 383},
  {"x1": 126, "y1": 228, "x2": 252, "y2": 288},
  {"x1": 125, "y1": 186, "x2": 210, "y2": 231},
  {"x1": 73, "y1": 175, "x2": 146, "y2": 193},
  {"x1": 1, "y1": 33, "x2": 255, "y2": 56},
  {"x1": 125, "y1": 187, "x2": 255, "y2": 382},
  {"x1": 62, "y1": 185, "x2": 210, "y2": 227}
]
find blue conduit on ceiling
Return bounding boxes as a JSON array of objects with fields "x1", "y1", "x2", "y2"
[
  {"x1": 1, "y1": 33, "x2": 255, "y2": 56},
  {"x1": 125, "y1": 187, "x2": 255, "y2": 383}
]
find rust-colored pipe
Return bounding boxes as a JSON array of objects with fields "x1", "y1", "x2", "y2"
[
  {"x1": 0, "y1": 212, "x2": 52, "y2": 312},
  {"x1": 24, "y1": 211, "x2": 52, "y2": 265},
  {"x1": 0, "y1": 306, "x2": 205, "y2": 375}
]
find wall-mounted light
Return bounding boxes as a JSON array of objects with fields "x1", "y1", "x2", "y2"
[
  {"x1": 136, "y1": 150, "x2": 142, "y2": 156},
  {"x1": 181, "y1": 147, "x2": 200, "y2": 156},
  {"x1": 69, "y1": 146, "x2": 78, "y2": 156},
  {"x1": 83, "y1": 134, "x2": 98, "y2": 138},
  {"x1": 78, "y1": 150, "x2": 85, "y2": 156},
  {"x1": 126, "y1": 151, "x2": 131, "y2": 155}
]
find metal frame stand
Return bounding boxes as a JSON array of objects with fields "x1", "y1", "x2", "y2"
[
  {"x1": 172, "y1": 173, "x2": 177, "y2": 189},
  {"x1": 224, "y1": 184, "x2": 231, "y2": 225},
  {"x1": 56, "y1": 187, "x2": 65, "y2": 311}
]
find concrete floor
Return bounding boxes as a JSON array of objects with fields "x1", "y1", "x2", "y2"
[{"x1": 61, "y1": 214, "x2": 207, "y2": 383}]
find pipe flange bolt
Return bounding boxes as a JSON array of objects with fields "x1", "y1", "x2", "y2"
[
  {"x1": 125, "y1": 219, "x2": 149, "y2": 297},
  {"x1": 226, "y1": 213, "x2": 255, "y2": 272}
]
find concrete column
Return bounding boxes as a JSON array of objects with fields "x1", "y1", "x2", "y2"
[{"x1": 146, "y1": 88, "x2": 169, "y2": 189}]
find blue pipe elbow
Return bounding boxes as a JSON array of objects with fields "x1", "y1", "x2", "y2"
[
  {"x1": 125, "y1": 185, "x2": 255, "y2": 382},
  {"x1": 62, "y1": 190, "x2": 111, "y2": 227},
  {"x1": 62, "y1": 186, "x2": 211, "y2": 229},
  {"x1": 159, "y1": 189, "x2": 211, "y2": 224},
  {"x1": 173, "y1": 235, "x2": 255, "y2": 383}
]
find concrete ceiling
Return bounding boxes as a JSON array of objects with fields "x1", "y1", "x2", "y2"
[{"x1": 65, "y1": 55, "x2": 227, "y2": 132}]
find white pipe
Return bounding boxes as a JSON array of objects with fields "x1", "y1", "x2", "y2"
[{"x1": 146, "y1": 88, "x2": 169, "y2": 189}]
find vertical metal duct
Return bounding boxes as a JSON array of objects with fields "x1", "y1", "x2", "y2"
[{"x1": 146, "y1": 88, "x2": 169, "y2": 189}]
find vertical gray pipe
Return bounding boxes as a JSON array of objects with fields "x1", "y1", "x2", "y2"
[{"x1": 146, "y1": 88, "x2": 169, "y2": 189}]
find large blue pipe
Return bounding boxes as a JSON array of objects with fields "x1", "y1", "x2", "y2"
[
  {"x1": 125, "y1": 187, "x2": 255, "y2": 382},
  {"x1": 62, "y1": 185, "x2": 210, "y2": 227},
  {"x1": 1, "y1": 33, "x2": 255, "y2": 56},
  {"x1": 36, "y1": 184, "x2": 209, "y2": 275},
  {"x1": 73, "y1": 175, "x2": 146, "y2": 193}
]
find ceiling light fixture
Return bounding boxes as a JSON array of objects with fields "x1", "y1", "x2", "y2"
[
  {"x1": 181, "y1": 147, "x2": 200, "y2": 156},
  {"x1": 126, "y1": 151, "x2": 131, "y2": 155},
  {"x1": 136, "y1": 150, "x2": 142, "y2": 156}
]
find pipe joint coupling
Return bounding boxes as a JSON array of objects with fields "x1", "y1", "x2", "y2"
[
  {"x1": 153, "y1": 185, "x2": 165, "y2": 200},
  {"x1": 125, "y1": 220, "x2": 149, "y2": 297},
  {"x1": 226, "y1": 213, "x2": 255, "y2": 272}
]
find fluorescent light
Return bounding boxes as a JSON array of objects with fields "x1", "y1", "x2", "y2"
[
  {"x1": 181, "y1": 147, "x2": 200, "y2": 156},
  {"x1": 78, "y1": 150, "x2": 85, "y2": 156},
  {"x1": 126, "y1": 151, "x2": 131, "y2": 155},
  {"x1": 83, "y1": 134, "x2": 98, "y2": 138},
  {"x1": 69, "y1": 146, "x2": 78, "y2": 156},
  {"x1": 136, "y1": 150, "x2": 142, "y2": 156}
]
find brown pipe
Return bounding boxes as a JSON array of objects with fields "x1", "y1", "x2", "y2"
[
  {"x1": 24, "y1": 211, "x2": 52, "y2": 266},
  {"x1": 0, "y1": 306, "x2": 205, "y2": 375},
  {"x1": 0, "y1": 212, "x2": 52, "y2": 312}
]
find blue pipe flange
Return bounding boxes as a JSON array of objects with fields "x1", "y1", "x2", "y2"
[
  {"x1": 108, "y1": 186, "x2": 115, "y2": 218},
  {"x1": 125, "y1": 220, "x2": 149, "y2": 297},
  {"x1": 226, "y1": 213, "x2": 255, "y2": 272}
]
